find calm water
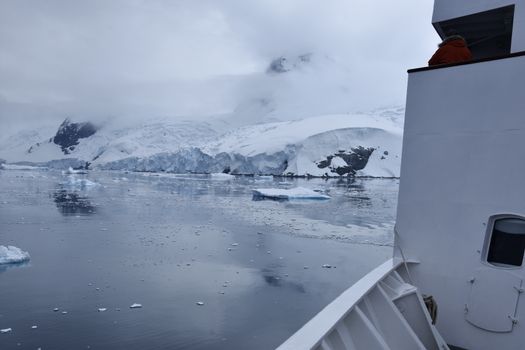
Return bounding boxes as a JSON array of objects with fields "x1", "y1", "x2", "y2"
[{"x1": 0, "y1": 170, "x2": 397, "y2": 350}]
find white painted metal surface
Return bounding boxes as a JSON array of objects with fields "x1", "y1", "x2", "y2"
[
  {"x1": 396, "y1": 53, "x2": 525, "y2": 350},
  {"x1": 277, "y1": 259, "x2": 449, "y2": 350}
]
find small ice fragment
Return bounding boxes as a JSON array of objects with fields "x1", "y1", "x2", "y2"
[
  {"x1": 303, "y1": 266, "x2": 309, "y2": 269},
  {"x1": 31, "y1": 325, "x2": 38, "y2": 329},
  {"x1": 1, "y1": 328, "x2": 12, "y2": 334},
  {"x1": 196, "y1": 301, "x2": 204, "y2": 306},
  {"x1": 61, "y1": 311, "x2": 68, "y2": 314},
  {"x1": 130, "y1": 303, "x2": 142, "y2": 309},
  {"x1": 53, "y1": 308, "x2": 59, "y2": 312},
  {"x1": 98, "y1": 308, "x2": 107, "y2": 312},
  {"x1": 322, "y1": 264, "x2": 333, "y2": 269},
  {"x1": 0, "y1": 245, "x2": 30, "y2": 264},
  {"x1": 231, "y1": 243, "x2": 239, "y2": 247}
]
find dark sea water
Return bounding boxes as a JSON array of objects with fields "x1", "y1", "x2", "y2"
[{"x1": 0, "y1": 170, "x2": 397, "y2": 350}]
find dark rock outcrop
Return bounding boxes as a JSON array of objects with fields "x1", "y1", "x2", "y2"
[
  {"x1": 53, "y1": 118, "x2": 97, "y2": 154},
  {"x1": 316, "y1": 146, "x2": 375, "y2": 176},
  {"x1": 267, "y1": 53, "x2": 312, "y2": 74}
]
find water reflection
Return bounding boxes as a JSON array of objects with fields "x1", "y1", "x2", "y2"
[
  {"x1": 261, "y1": 268, "x2": 306, "y2": 293},
  {"x1": 0, "y1": 261, "x2": 30, "y2": 274},
  {"x1": 53, "y1": 189, "x2": 96, "y2": 216}
]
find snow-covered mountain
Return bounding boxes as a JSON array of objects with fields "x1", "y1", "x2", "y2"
[
  {"x1": 0, "y1": 107, "x2": 403, "y2": 177},
  {"x1": 0, "y1": 54, "x2": 405, "y2": 177}
]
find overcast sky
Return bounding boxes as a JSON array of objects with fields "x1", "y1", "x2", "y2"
[{"x1": 0, "y1": 0, "x2": 439, "y2": 131}]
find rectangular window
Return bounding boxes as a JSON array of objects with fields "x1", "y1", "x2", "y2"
[
  {"x1": 487, "y1": 217, "x2": 525, "y2": 267},
  {"x1": 434, "y1": 5, "x2": 515, "y2": 60}
]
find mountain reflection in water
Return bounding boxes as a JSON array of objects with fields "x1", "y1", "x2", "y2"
[{"x1": 53, "y1": 189, "x2": 96, "y2": 216}]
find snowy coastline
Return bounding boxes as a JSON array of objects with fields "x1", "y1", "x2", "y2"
[{"x1": 0, "y1": 110, "x2": 403, "y2": 178}]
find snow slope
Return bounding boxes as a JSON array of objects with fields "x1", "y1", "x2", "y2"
[
  {"x1": 0, "y1": 119, "x2": 221, "y2": 165},
  {"x1": 0, "y1": 109, "x2": 403, "y2": 177}
]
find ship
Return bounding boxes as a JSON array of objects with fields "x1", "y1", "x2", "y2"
[{"x1": 278, "y1": 1, "x2": 525, "y2": 349}]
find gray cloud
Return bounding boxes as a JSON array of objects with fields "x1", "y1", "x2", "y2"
[{"x1": 0, "y1": 0, "x2": 438, "y2": 133}]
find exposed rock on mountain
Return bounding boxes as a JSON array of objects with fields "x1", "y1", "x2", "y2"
[
  {"x1": 316, "y1": 147, "x2": 375, "y2": 176},
  {"x1": 52, "y1": 119, "x2": 98, "y2": 154},
  {"x1": 267, "y1": 53, "x2": 312, "y2": 74}
]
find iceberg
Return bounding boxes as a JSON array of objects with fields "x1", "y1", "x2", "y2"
[
  {"x1": 0, "y1": 245, "x2": 30, "y2": 264},
  {"x1": 252, "y1": 187, "x2": 330, "y2": 200},
  {"x1": 210, "y1": 173, "x2": 235, "y2": 180},
  {"x1": 60, "y1": 176, "x2": 99, "y2": 189},
  {"x1": 62, "y1": 167, "x2": 87, "y2": 175}
]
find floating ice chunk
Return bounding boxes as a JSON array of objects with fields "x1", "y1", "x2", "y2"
[
  {"x1": 61, "y1": 176, "x2": 99, "y2": 190},
  {"x1": 1, "y1": 328, "x2": 12, "y2": 333},
  {"x1": 0, "y1": 245, "x2": 30, "y2": 264},
  {"x1": 130, "y1": 303, "x2": 142, "y2": 309},
  {"x1": 1, "y1": 164, "x2": 42, "y2": 170},
  {"x1": 253, "y1": 187, "x2": 330, "y2": 200},
  {"x1": 53, "y1": 308, "x2": 59, "y2": 312},
  {"x1": 210, "y1": 173, "x2": 235, "y2": 180},
  {"x1": 61, "y1": 311, "x2": 68, "y2": 314},
  {"x1": 230, "y1": 243, "x2": 239, "y2": 247},
  {"x1": 322, "y1": 264, "x2": 333, "y2": 269},
  {"x1": 62, "y1": 167, "x2": 87, "y2": 175},
  {"x1": 98, "y1": 308, "x2": 107, "y2": 312},
  {"x1": 31, "y1": 326, "x2": 38, "y2": 329},
  {"x1": 196, "y1": 301, "x2": 204, "y2": 306}
]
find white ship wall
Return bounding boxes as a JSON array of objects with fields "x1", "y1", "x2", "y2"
[
  {"x1": 396, "y1": 54, "x2": 525, "y2": 349},
  {"x1": 433, "y1": 0, "x2": 525, "y2": 52}
]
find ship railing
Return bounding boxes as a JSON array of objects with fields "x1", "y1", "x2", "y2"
[
  {"x1": 277, "y1": 257, "x2": 449, "y2": 350},
  {"x1": 408, "y1": 50, "x2": 525, "y2": 73}
]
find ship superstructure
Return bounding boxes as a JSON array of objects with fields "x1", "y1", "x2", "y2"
[{"x1": 278, "y1": 1, "x2": 525, "y2": 349}]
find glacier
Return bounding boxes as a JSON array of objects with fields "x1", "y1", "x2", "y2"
[{"x1": 0, "y1": 110, "x2": 402, "y2": 177}]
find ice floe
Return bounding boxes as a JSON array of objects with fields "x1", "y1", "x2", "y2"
[
  {"x1": 1, "y1": 328, "x2": 12, "y2": 334},
  {"x1": 62, "y1": 167, "x2": 87, "y2": 175},
  {"x1": 60, "y1": 176, "x2": 99, "y2": 189},
  {"x1": 252, "y1": 187, "x2": 330, "y2": 200},
  {"x1": 0, "y1": 245, "x2": 30, "y2": 264},
  {"x1": 0, "y1": 164, "x2": 43, "y2": 170},
  {"x1": 210, "y1": 173, "x2": 235, "y2": 180},
  {"x1": 130, "y1": 303, "x2": 142, "y2": 309}
]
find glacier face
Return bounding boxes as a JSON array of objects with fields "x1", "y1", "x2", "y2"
[{"x1": 0, "y1": 110, "x2": 403, "y2": 177}]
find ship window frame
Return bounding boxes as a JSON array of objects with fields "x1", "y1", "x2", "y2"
[
  {"x1": 433, "y1": 4, "x2": 515, "y2": 61},
  {"x1": 482, "y1": 214, "x2": 525, "y2": 269}
]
